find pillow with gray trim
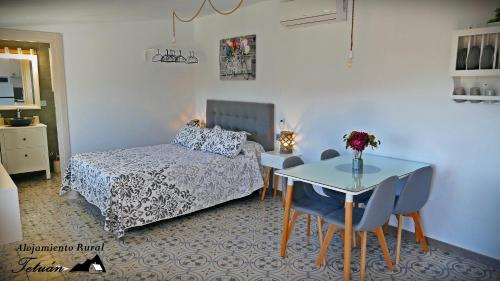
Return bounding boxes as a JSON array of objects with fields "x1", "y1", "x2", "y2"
[{"x1": 201, "y1": 126, "x2": 247, "y2": 157}]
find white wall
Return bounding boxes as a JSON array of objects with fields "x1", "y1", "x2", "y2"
[
  {"x1": 194, "y1": 0, "x2": 500, "y2": 259},
  {"x1": 15, "y1": 20, "x2": 196, "y2": 154}
]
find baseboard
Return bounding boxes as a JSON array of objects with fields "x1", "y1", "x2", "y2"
[{"x1": 386, "y1": 226, "x2": 500, "y2": 268}]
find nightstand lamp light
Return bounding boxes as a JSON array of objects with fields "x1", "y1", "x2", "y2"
[
  {"x1": 279, "y1": 130, "x2": 295, "y2": 154},
  {"x1": 189, "y1": 119, "x2": 201, "y2": 127}
]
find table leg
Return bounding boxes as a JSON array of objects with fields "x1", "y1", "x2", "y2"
[
  {"x1": 281, "y1": 178, "x2": 286, "y2": 207},
  {"x1": 280, "y1": 178, "x2": 294, "y2": 257},
  {"x1": 260, "y1": 167, "x2": 271, "y2": 201},
  {"x1": 344, "y1": 194, "x2": 353, "y2": 281},
  {"x1": 273, "y1": 174, "x2": 278, "y2": 198}
]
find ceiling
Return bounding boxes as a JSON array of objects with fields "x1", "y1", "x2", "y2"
[{"x1": 0, "y1": 0, "x2": 269, "y2": 27}]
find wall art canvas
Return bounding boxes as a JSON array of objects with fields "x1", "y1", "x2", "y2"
[{"x1": 219, "y1": 35, "x2": 256, "y2": 80}]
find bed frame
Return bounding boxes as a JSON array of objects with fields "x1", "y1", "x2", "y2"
[{"x1": 206, "y1": 100, "x2": 275, "y2": 151}]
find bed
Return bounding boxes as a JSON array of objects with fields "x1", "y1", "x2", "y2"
[{"x1": 60, "y1": 100, "x2": 275, "y2": 237}]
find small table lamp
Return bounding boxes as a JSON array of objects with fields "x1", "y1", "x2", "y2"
[
  {"x1": 189, "y1": 119, "x2": 201, "y2": 127},
  {"x1": 279, "y1": 130, "x2": 295, "y2": 154}
]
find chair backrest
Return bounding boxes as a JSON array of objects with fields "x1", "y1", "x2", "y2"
[
  {"x1": 356, "y1": 176, "x2": 399, "y2": 231},
  {"x1": 282, "y1": 156, "x2": 317, "y2": 201},
  {"x1": 393, "y1": 166, "x2": 433, "y2": 215},
  {"x1": 282, "y1": 156, "x2": 304, "y2": 169},
  {"x1": 321, "y1": 149, "x2": 340, "y2": 160},
  {"x1": 319, "y1": 149, "x2": 343, "y2": 199}
]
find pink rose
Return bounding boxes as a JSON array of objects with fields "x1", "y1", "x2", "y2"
[{"x1": 351, "y1": 139, "x2": 366, "y2": 151}]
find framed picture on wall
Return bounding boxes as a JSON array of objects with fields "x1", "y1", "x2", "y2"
[{"x1": 219, "y1": 34, "x2": 256, "y2": 80}]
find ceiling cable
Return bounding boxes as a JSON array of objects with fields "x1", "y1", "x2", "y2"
[{"x1": 172, "y1": 0, "x2": 244, "y2": 45}]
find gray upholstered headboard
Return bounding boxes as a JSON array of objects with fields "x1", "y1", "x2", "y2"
[{"x1": 206, "y1": 100, "x2": 275, "y2": 151}]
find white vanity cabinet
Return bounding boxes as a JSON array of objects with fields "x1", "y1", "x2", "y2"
[{"x1": 0, "y1": 124, "x2": 51, "y2": 179}]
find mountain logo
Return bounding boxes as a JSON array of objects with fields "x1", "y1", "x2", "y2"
[{"x1": 70, "y1": 254, "x2": 106, "y2": 273}]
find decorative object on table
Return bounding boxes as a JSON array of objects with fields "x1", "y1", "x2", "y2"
[
  {"x1": 171, "y1": 0, "x2": 244, "y2": 45},
  {"x1": 452, "y1": 87, "x2": 466, "y2": 103},
  {"x1": 149, "y1": 49, "x2": 198, "y2": 64},
  {"x1": 279, "y1": 130, "x2": 295, "y2": 154},
  {"x1": 483, "y1": 84, "x2": 497, "y2": 104},
  {"x1": 352, "y1": 171, "x2": 363, "y2": 189},
  {"x1": 487, "y1": 7, "x2": 500, "y2": 24},
  {"x1": 343, "y1": 131, "x2": 381, "y2": 171},
  {"x1": 32, "y1": 116, "x2": 40, "y2": 125},
  {"x1": 469, "y1": 86, "x2": 482, "y2": 103},
  {"x1": 220, "y1": 34, "x2": 256, "y2": 80}
]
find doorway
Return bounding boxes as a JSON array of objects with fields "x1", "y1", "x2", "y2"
[{"x1": 0, "y1": 28, "x2": 71, "y2": 174}]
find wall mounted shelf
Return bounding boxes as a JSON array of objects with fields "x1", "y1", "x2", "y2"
[
  {"x1": 452, "y1": 69, "x2": 500, "y2": 77},
  {"x1": 450, "y1": 26, "x2": 500, "y2": 104},
  {"x1": 451, "y1": 95, "x2": 500, "y2": 101}
]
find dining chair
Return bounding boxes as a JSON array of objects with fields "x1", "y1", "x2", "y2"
[
  {"x1": 282, "y1": 156, "x2": 344, "y2": 241},
  {"x1": 320, "y1": 149, "x2": 372, "y2": 205},
  {"x1": 316, "y1": 176, "x2": 399, "y2": 281},
  {"x1": 393, "y1": 166, "x2": 433, "y2": 265}
]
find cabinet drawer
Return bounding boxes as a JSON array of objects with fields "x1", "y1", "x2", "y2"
[
  {"x1": 5, "y1": 148, "x2": 46, "y2": 174},
  {"x1": 3, "y1": 129, "x2": 44, "y2": 149}
]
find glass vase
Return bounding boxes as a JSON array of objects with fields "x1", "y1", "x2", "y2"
[{"x1": 352, "y1": 151, "x2": 363, "y2": 171}]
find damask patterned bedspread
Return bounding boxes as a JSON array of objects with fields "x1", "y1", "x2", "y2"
[{"x1": 60, "y1": 143, "x2": 264, "y2": 237}]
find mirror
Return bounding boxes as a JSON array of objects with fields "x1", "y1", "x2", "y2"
[{"x1": 0, "y1": 53, "x2": 40, "y2": 110}]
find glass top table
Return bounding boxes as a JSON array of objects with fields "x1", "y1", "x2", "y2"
[
  {"x1": 274, "y1": 154, "x2": 430, "y2": 196},
  {"x1": 275, "y1": 154, "x2": 431, "y2": 281}
]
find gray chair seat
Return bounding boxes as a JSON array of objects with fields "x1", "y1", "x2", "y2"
[
  {"x1": 290, "y1": 180, "x2": 344, "y2": 217},
  {"x1": 323, "y1": 189, "x2": 373, "y2": 204},
  {"x1": 293, "y1": 195, "x2": 344, "y2": 217},
  {"x1": 322, "y1": 208, "x2": 365, "y2": 230}
]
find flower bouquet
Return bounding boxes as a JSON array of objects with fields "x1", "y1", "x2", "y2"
[{"x1": 343, "y1": 131, "x2": 381, "y2": 170}]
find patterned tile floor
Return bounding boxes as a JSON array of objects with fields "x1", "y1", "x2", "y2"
[{"x1": 1, "y1": 173, "x2": 499, "y2": 281}]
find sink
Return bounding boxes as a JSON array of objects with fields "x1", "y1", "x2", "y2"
[{"x1": 5, "y1": 117, "x2": 33, "y2": 127}]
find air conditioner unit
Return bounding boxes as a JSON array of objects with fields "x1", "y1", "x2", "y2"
[{"x1": 280, "y1": 0, "x2": 347, "y2": 28}]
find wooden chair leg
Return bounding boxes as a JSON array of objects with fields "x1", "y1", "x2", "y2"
[
  {"x1": 287, "y1": 210, "x2": 301, "y2": 241},
  {"x1": 375, "y1": 227, "x2": 394, "y2": 272},
  {"x1": 360, "y1": 231, "x2": 368, "y2": 281},
  {"x1": 317, "y1": 216, "x2": 324, "y2": 243},
  {"x1": 405, "y1": 213, "x2": 421, "y2": 243},
  {"x1": 316, "y1": 224, "x2": 337, "y2": 266},
  {"x1": 383, "y1": 219, "x2": 389, "y2": 234},
  {"x1": 413, "y1": 215, "x2": 422, "y2": 243},
  {"x1": 273, "y1": 174, "x2": 278, "y2": 198},
  {"x1": 395, "y1": 214, "x2": 403, "y2": 265},
  {"x1": 412, "y1": 212, "x2": 429, "y2": 253},
  {"x1": 317, "y1": 216, "x2": 326, "y2": 264},
  {"x1": 260, "y1": 167, "x2": 271, "y2": 201},
  {"x1": 307, "y1": 215, "x2": 312, "y2": 236}
]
